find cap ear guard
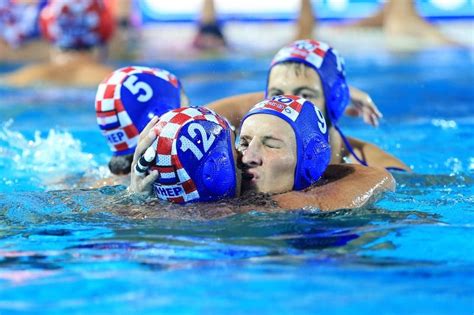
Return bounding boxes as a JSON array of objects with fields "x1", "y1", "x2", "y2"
[
  {"x1": 176, "y1": 120, "x2": 236, "y2": 202},
  {"x1": 297, "y1": 133, "x2": 331, "y2": 190},
  {"x1": 319, "y1": 48, "x2": 350, "y2": 123},
  {"x1": 291, "y1": 102, "x2": 331, "y2": 190}
]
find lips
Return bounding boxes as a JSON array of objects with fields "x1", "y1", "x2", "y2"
[
  {"x1": 241, "y1": 167, "x2": 259, "y2": 182},
  {"x1": 242, "y1": 172, "x2": 254, "y2": 181}
]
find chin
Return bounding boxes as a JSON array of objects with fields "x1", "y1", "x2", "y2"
[
  {"x1": 262, "y1": 186, "x2": 292, "y2": 195},
  {"x1": 241, "y1": 181, "x2": 258, "y2": 194}
]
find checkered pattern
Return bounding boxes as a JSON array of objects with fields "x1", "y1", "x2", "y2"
[
  {"x1": 40, "y1": 0, "x2": 114, "y2": 49},
  {"x1": 95, "y1": 66, "x2": 182, "y2": 155},
  {"x1": 150, "y1": 107, "x2": 230, "y2": 203},
  {"x1": 271, "y1": 39, "x2": 331, "y2": 70},
  {"x1": 252, "y1": 95, "x2": 306, "y2": 122},
  {"x1": 0, "y1": 1, "x2": 39, "y2": 48}
]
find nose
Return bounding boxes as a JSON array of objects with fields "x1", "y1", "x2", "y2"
[{"x1": 241, "y1": 139, "x2": 262, "y2": 167}]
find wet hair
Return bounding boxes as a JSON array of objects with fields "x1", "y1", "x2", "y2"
[
  {"x1": 270, "y1": 61, "x2": 333, "y2": 128},
  {"x1": 108, "y1": 154, "x2": 134, "y2": 175}
]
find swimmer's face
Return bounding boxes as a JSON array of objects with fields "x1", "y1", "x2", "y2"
[
  {"x1": 238, "y1": 114, "x2": 297, "y2": 194},
  {"x1": 267, "y1": 63, "x2": 326, "y2": 117}
]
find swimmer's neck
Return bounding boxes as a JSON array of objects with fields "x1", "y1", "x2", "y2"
[{"x1": 49, "y1": 48, "x2": 100, "y2": 65}]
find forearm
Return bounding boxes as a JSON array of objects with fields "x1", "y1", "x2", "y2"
[{"x1": 272, "y1": 164, "x2": 396, "y2": 212}]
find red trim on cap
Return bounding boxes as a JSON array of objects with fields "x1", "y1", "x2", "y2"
[
  {"x1": 123, "y1": 124, "x2": 139, "y2": 138},
  {"x1": 182, "y1": 179, "x2": 197, "y2": 194},
  {"x1": 156, "y1": 137, "x2": 173, "y2": 155}
]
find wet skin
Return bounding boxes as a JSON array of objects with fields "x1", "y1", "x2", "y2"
[
  {"x1": 267, "y1": 63, "x2": 326, "y2": 118},
  {"x1": 238, "y1": 114, "x2": 297, "y2": 194}
]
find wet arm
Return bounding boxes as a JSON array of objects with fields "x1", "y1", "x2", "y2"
[
  {"x1": 206, "y1": 91, "x2": 264, "y2": 127},
  {"x1": 272, "y1": 164, "x2": 395, "y2": 211}
]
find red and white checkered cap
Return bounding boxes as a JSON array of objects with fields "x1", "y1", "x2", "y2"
[
  {"x1": 95, "y1": 66, "x2": 181, "y2": 156},
  {"x1": 251, "y1": 95, "x2": 306, "y2": 122},
  {"x1": 271, "y1": 39, "x2": 331, "y2": 70},
  {"x1": 150, "y1": 107, "x2": 230, "y2": 203}
]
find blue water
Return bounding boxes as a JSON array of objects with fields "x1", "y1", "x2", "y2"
[{"x1": 0, "y1": 49, "x2": 473, "y2": 314}]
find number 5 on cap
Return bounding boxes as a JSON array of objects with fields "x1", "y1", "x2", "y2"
[{"x1": 123, "y1": 75, "x2": 153, "y2": 102}]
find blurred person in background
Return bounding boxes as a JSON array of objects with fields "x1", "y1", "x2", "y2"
[
  {"x1": 298, "y1": 0, "x2": 460, "y2": 48},
  {"x1": 192, "y1": 0, "x2": 226, "y2": 52},
  {"x1": 0, "y1": 0, "x2": 49, "y2": 62},
  {"x1": 1, "y1": 0, "x2": 116, "y2": 87}
]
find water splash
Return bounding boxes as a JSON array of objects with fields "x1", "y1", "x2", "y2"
[{"x1": 0, "y1": 120, "x2": 100, "y2": 189}]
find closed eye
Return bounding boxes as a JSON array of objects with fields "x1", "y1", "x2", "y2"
[
  {"x1": 299, "y1": 92, "x2": 317, "y2": 99},
  {"x1": 267, "y1": 88, "x2": 284, "y2": 98},
  {"x1": 294, "y1": 87, "x2": 320, "y2": 101},
  {"x1": 263, "y1": 137, "x2": 283, "y2": 149}
]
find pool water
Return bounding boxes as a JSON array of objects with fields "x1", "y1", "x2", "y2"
[{"x1": 0, "y1": 49, "x2": 473, "y2": 314}]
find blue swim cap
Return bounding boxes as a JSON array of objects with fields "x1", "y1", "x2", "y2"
[
  {"x1": 95, "y1": 66, "x2": 182, "y2": 156},
  {"x1": 241, "y1": 95, "x2": 331, "y2": 191},
  {"x1": 268, "y1": 39, "x2": 350, "y2": 124},
  {"x1": 150, "y1": 107, "x2": 237, "y2": 203}
]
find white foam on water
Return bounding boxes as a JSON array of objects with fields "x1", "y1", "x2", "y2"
[
  {"x1": 469, "y1": 158, "x2": 474, "y2": 172},
  {"x1": 431, "y1": 119, "x2": 458, "y2": 129},
  {"x1": 444, "y1": 157, "x2": 464, "y2": 175},
  {"x1": 0, "y1": 119, "x2": 98, "y2": 175}
]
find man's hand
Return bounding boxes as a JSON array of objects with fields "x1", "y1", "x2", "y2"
[
  {"x1": 129, "y1": 116, "x2": 160, "y2": 194},
  {"x1": 346, "y1": 86, "x2": 382, "y2": 127}
]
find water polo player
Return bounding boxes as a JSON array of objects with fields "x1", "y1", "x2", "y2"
[
  {"x1": 266, "y1": 39, "x2": 409, "y2": 171},
  {"x1": 95, "y1": 66, "x2": 189, "y2": 179},
  {"x1": 130, "y1": 106, "x2": 240, "y2": 202},
  {"x1": 130, "y1": 97, "x2": 394, "y2": 211},
  {"x1": 1, "y1": 0, "x2": 116, "y2": 86},
  {"x1": 207, "y1": 39, "x2": 409, "y2": 171}
]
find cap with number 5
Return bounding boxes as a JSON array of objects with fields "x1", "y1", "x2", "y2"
[{"x1": 95, "y1": 66, "x2": 183, "y2": 156}]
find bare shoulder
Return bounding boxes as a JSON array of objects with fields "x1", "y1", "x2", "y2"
[{"x1": 272, "y1": 164, "x2": 395, "y2": 212}]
